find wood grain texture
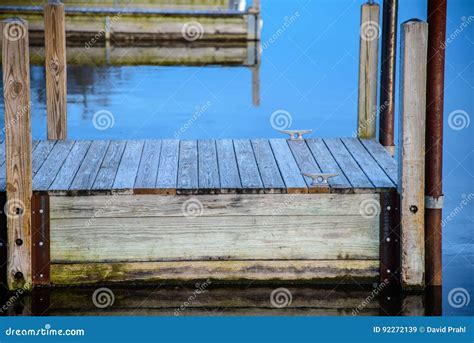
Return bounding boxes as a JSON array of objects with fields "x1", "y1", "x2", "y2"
[
  {"x1": 113, "y1": 140, "x2": 144, "y2": 190},
  {"x1": 177, "y1": 140, "x2": 198, "y2": 194},
  {"x1": 357, "y1": 3, "x2": 380, "y2": 139},
  {"x1": 360, "y1": 139, "x2": 398, "y2": 184},
  {"x1": 70, "y1": 140, "x2": 109, "y2": 191},
  {"x1": 135, "y1": 140, "x2": 161, "y2": 191},
  {"x1": 216, "y1": 139, "x2": 241, "y2": 192},
  {"x1": 92, "y1": 140, "x2": 126, "y2": 191},
  {"x1": 155, "y1": 139, "x2": 179, "y2": 194},
  {"x1": 288, "y1": 140, "x2": 326, "y2": 193},
  {"x1": 50, "y1": 215, "x2": 379, "y2": 262},
  {"x1": 33, "y1": 140, "x2": 74, "y2": 190},
  {"x1": 198, "y1": 139, "x2": 220, "y2": 192},
  {"x1": 50, "y1": 193, "x2": 380, "y2": 219},
  {"x1": 233, "y1": 139, "x2": 263, "y2": 192},
  {"x1": 398, "y1": 20, "x2": 428, "y2": 288},
  {"x1": 269, "y1": 139, "x2": 307, "y2": 193},
  {"x1": 50, "y1": 260, "x2": 379, "y2": 285},
  {"x1": 44, "y1": 1, "x2": 67, "y2": 140},
  {"x1": 251, "y1": 139, "x2": 285, "y2": 193},
  {"x1": 2, "y1": 18, "x2": 33, "y2": 289},
  {"x1": 32, "y1": 140, "x2": 56, "y2": 175}
]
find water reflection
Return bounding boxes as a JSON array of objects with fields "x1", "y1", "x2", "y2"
[{"x1": 0, "y1": 285, "x2": 441, "y2": 317}]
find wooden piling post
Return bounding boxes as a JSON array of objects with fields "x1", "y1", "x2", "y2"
[
  {"x1": 357, "y1": 1, "x2": 380, "y2": 139},
  {"x1": 1, "y1": 18, "x2": 33, "y2": 290},
  {"x1": 398, "y1": 19, "x2": 428, "y2": 289},
  {"x1": 44, "y1": 0, "x2": 67, "y2": 140}
]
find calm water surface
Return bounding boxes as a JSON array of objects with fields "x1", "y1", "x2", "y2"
[{"x1": 0, "y1": 0, "x2": 472, "y2": 315}]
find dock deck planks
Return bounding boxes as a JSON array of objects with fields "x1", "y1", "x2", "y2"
[{"x1": 0, "y1": 138, "x2": 397, "y2": 194}]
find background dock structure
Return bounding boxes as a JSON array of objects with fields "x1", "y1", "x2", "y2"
[{"x1": 0, "y1": 0, "x2": 446, "y2": 308}]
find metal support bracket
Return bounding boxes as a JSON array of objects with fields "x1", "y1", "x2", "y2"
[
  {"x1": 31, "y1": 194, "x2": 50, "y2": 286},
  {"x1": 278, "y1": 129, "x2": 312, "y2": 141},
  {"x1": 425, "y1": 195, "x2": 444, "y2": 209},
  {"x1": 301, "y1": 172, "x2": 338, "y2": 187}
]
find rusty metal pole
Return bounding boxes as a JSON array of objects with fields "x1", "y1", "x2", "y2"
[
  {"x1": 378, "y1": 0, "x2": 398, "y2": 156},
  {"x1": 425, "y1": 0, "x2": 447, "y2": 287}
]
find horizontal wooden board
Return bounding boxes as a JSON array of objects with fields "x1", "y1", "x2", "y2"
[
  {"x1": 50, "y1": 193, "x2": 380, "y2": 219},
  {"x1": 51, "y1": 260, "x2": 379, "y2": 285},
  {"x1": 50, "y1": 215, "x2": 379, "y2": 262}
]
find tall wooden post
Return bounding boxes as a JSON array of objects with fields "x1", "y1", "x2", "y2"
[
  {"x1": 44, "y1": 0, "x2": 67, "y2": 140},
  {"x1": 2, "y1": 18, "x2": 33, "y2": 290},
  {"x1": 398, "y1": 19, "x2": 428, "y2": 289},
  {"x1": 357, "y1": 1, "x2": 380, "y2": 139}
]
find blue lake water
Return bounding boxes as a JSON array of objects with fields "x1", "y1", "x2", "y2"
[{"x1": 0, "y1": 0, "x2": 473, "y2": 315}]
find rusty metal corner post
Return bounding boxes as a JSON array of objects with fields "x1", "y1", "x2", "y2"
[
  {"x1": 1, "y1": 18, "x2": 33, "y2": 291},
  {"x1": 398, "y1": 19, "x2": 428, "y2": 290},
  {"x1": 357, "y1": 1, "x2": 380, "y2": 139},
  {"x1": 31, "y1": 194, "x2": 51, "y2": 287},
  {"x1": 425, "y1": 0, "x2": 447, "y2": 289},
  {"x1": 44, "y1": 0, "x2": 68, "y2": 140},
  {"x1": 378, "y1": 0, "x2": 398, "y2": 156}
]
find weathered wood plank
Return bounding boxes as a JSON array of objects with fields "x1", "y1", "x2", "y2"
[
  {"x1": 0, "y1": 140, "x2": 6, "y2": 166},
  {"x1": 69, "y1": 140, "x2": 109, "y2": 190},
  {"x1": 288, "y1": 140, "x2": 326, "y2": 193},
  {"x1": 134, "y1": 140, "x2": 162, "y2": 191},
  {"x1": 215, "y1": 139, "x2": 241, "y2": 192},
  {"x1": 50, "y1": 193, "x2": 380, "y2": 219},
  {"x1": 33, "y1": 140, "x2": 74, "y2": 190},
  {"x1": 399, "y1": 20, "x2": 428, "y2": 289},
  {"x1": 306, "y1": 139, "x2": 352, "y2": 190},
  {"x1": 251, "y1": 139, "x2": 285, "y2": 193},
  {"x1": 92, "y1": 140, "x2": 126, "y2": 191},
  {"x1": 198, "y1": 139, "x2": 220, "y2": 192},
  {"x1": 49, "y1": 140, "x2": 91, "y2": 191},
  {"x1": 233, "y1": 139, "x2": 263, "y2": 192},
  {"x1": 177, "y1": 140, "x2": 198, "y2": 194},
  {"x1": 269, "y1": 139, "x2": 307, "y2": 193},
  {"x1": 44, "y1": 0, "x2": 67, "y2": 140},
  {"x1": 50, "y1": 260, "x2": 379, "y2": 285},
  {"x1": 113, "y1": 140, "x2": 144, "y2": 190},
  {"x1": 341, "y1": 138, "x2": 395, "y2": 188},
  {"x1": 155, "y1": 139, "x2": 179, "y2": 194},
  {"x1": 51, "y1": 216, "x2": 379, "y2": 262},
  {"x1": 324, "y1": 138, "x2": 373, "y2": 189},
  {"x1": 32, "y1": 140, "x2": 56, "y2": 175},
  {"x1": 360, "y1": 139, "x2": 397, "y2": 185},
  {"x1": 2, "y1": 18, "x2": 33, "y2": 289}
]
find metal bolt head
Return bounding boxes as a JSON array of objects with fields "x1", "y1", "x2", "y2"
[
  {"x1": 409, "y1": 205, "x2": 418, "y2": 213},
  {"x1": 14, "y1": 271, "x2": 23, "y2": 280},
  {"x1": 39, "y1": 241, "x2": 44, "y2": 247},
  {"x1": 15, "y1": 238, "x2": 23, "y2": 246}
]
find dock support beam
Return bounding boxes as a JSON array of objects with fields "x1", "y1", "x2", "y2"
[
  {"x1": 2, "y1": 18, "x2": 33, "y2": 290},
  {"x1": 425, "y1": 0, "x2": 447, "y2": 288},
  {"x1": 378, "y1": 0, "x2": 398, "y2": 156},
  {"x1": 357, "y1": 1, "x2": 380, "y2": 139},
  {"x1": 44, "y1": 0, "x2": 67, "y2": 140},
  {"x1": 398, "y1": 20, "x2": 428, "y2": 289}
]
